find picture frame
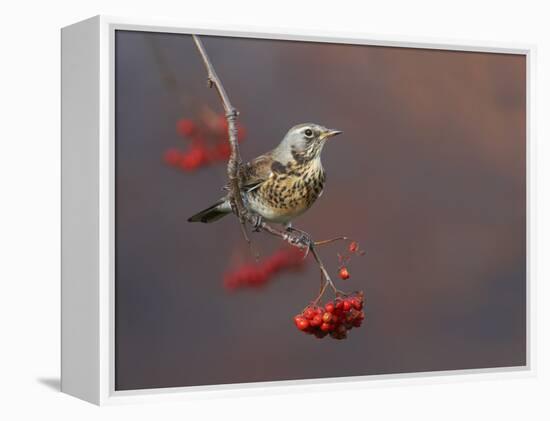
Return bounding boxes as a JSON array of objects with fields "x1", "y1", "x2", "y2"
[{"x1": 61, "y1": 15, "x2": 534, "y2": 405}]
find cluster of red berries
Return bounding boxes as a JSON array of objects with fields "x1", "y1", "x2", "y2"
[
  {"x1": 337, "y1": 241, "x2": 364, "y2": 280},
  {"x1": 223, "y1": 247, "x2": 307, "y2": 291},
  {"x1": 293, "y1": 292, "x2": 365, "y2": 340},
  {"x1": 163, "y1": 114, "x2": 246, "y2": 172}
]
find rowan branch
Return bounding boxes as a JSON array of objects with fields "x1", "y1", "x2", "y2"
[
  {"x1": 192, "y1": 35, "x2": 252, "y2": 248},
  {"x1": 192, "y1": 34, "x2": 344, "y2": 299}
]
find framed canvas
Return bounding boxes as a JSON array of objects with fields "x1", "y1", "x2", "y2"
[{"x1": 61, "y1": 15, "x2": 533, "y2": 405}]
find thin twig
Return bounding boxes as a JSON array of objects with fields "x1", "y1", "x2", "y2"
[
  {"x1": 314, "y1": 236, "x2": 349, "y2": 247},
  {"x1": 313, "y1": 270, "x2": 329, "y2": 306},
  {"x1": 310, "y1": 245, "x2": 344, "y2": 297}
]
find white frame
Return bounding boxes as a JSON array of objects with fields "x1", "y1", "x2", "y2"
[{"x1": 61, "y1": 15, "x2": 535, "y2": 406}]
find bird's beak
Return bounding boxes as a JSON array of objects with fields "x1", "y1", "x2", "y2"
[{"x1": 321, "y1": 129, "x2": 343, "y2": 140}]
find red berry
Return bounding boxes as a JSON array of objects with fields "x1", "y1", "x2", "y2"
[
  {"x1": 349, "y1": 241, "x2": 359, "y2": 253},
  {"x1": 176, "y1": 119, "x2": 196, "y2": 137},
  {"x1": 179, "y1": 155, "x2": 196, "y2": 171},
  {"x1": 179, "y1": 146, "x2": 208, "y2": 171},
  {"x1": 310, "y1": 314, "x2": 323, "y2": 327},
  {"x1": 322, "y1": 312, "x2": 332, "y2": 323},
  {"x1": 303, "y1": 307, "x2": 316, "y2": 320},
  {"x1": 339, "y1": 267, "x2": 350, "y2": 280},
  {"x1": 325, "y1": 302, "x2": 335, "y2": 313},
  {"x1": 294, "y1": 316, "x2": 310, "y2": 331},
  {"x1": 191, "y1": 145, "x2": 209, "y2": 163},
  {"x1": 320, "y1": 322, "x2": 331, "y2": 332},
  {"x1": 252, "y1": 270, "x2": 265, "y2": 285},
  {"x1": 343, "y1": 300, "x2": 352, "y2": 311},
  {"x1": 263, "y1": 260, "x2": 277, "y2": 274}
]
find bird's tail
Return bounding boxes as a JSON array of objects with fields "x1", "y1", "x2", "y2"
[{"x1": 187, "y1": 199, "x2": 232, "y2": 223}]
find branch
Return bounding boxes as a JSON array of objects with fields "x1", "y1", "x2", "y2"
[
  {"x1": 192, "y1": 35, "x2": 254, "y2": 248},
  {"x1": 191, "y1": 35, "x2": 344, "y2": 299}
]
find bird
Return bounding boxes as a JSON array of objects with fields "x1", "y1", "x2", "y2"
[{"x1": 187, "y1": 123, "x2": 342, "y2": 230}]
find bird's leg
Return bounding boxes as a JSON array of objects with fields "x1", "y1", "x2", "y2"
[{"x1": 251, "y1": 213, "x2": 264, "y2": 232}]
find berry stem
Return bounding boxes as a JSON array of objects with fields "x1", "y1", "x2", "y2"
[
  {"x1": 309, "y1": 243, "x2": 348, "y2": 299},
  {"x1": 314, "y1": 236, "x2": 349, "y2": 247},
  {"x1": 311, "y1": 275, "x2": 329, "y2": 307}
]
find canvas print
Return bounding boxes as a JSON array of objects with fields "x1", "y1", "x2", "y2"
[{"x1": 114, "y1": 30, "x2": 526, "y2": 390}]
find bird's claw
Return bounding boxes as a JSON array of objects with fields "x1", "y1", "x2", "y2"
[
  {"x1": 251, "y1": 214, "x2": 264, "y2": 232},
  {"x1": 284, "y1": 227, "x2": 313, "y2": 252}
]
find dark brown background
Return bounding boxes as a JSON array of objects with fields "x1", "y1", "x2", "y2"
[{"x1": 114, "y1": 31, "x2": 526, "y2": 390}]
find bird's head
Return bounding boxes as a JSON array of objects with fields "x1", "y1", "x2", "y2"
[{"x1": 277, "y1": 123, "x2": 342, "y2": 164}]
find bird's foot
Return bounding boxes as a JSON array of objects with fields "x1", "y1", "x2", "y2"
[
  {"x1": 233, "y1": 204, "x2": 263, "y2": 232},
  {"x1": 284, "y1": 226, "x2": 313, "y2": 253},
  {"x1": 250, "y1": 214, "x2": 264, "y2": 232}
]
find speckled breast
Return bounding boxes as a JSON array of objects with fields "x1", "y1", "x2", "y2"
[{"x1": 246, "y1": 165, "x2": 325, "y2": 224}]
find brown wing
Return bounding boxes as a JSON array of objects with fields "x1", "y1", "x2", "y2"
[{"x1": 239, "y1": 153, "x2": 275, "y2": 192}]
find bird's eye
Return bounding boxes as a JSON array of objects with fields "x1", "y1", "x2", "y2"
[{"x1": 304, "y1": 129, "x2": 313, "y2": 137}]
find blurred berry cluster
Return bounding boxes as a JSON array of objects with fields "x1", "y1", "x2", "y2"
[
  {"x1": 294, "y1": 292, "x2": 365, "y2": 340},
  {"x1": 163, "y1": 111, "x2": 246, "y2": 172},
  {"x1": 223, "y1": 247, "x2": 307, "y2": 291}
]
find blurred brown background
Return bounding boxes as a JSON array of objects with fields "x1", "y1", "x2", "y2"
[{"x1": 114, "y1": 31, "x2": 526, "y2": 390}]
